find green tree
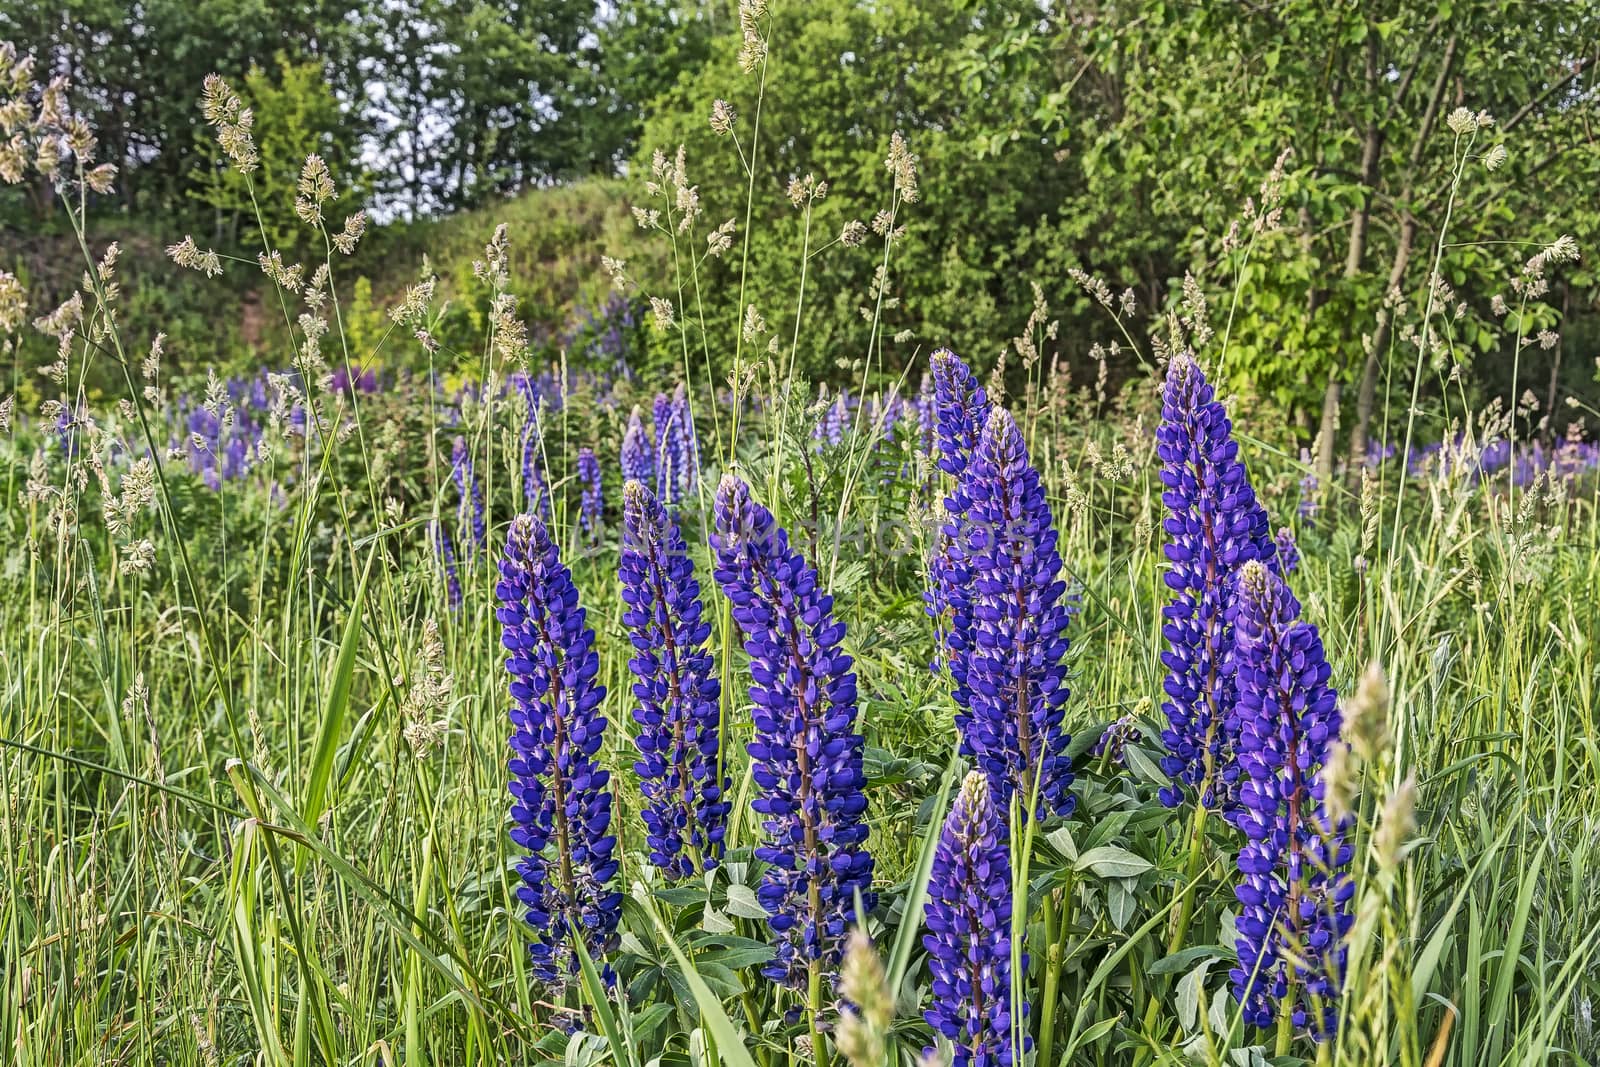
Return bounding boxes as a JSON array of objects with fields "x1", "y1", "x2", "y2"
[{"x1": 999, "y1": 0, "x2": 1600, "y2": 464}]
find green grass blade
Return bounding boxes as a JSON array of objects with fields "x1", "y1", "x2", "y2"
[{"x1": 302, "y1": 548, "x2": 373, "y2": 830}]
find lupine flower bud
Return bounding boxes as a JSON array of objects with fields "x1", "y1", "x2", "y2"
[
  {"x1": 923, "y1": 771, "x2": 1027, "y2": 1067},
  {"x1": 711, "y1": 473, "x2": 875, "y2": 988},
  {"x1": 622, "y1": 406, "x2": 653, "y2": 487},
  {"x1": 498, "y1": 512, "x2": 620, "y2": 985},
  {"x1": 1092, "y1": 715, "x2": 1143, "y2": 766},
  {"x1": 1229, "y1": 560, "x2": 1352, "y2": 1040},
  {"x1": 578, "y1": 447, "x2": 603, "y2": 541},
  {"x1": 1154, "y1": 354, "x2": 1278, "y2": 811},
  {"x1": 956, "y1": 407, "x2": 1074, "y2": 816},
  {"x1": 620, "y1": 480, "x2": 729, "y2": 880},
  {"x1": 451, "y1": 435, "x2": 485, "y2": 552}
]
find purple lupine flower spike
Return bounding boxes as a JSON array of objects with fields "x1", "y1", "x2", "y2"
[
  {"x1": 499, "y1": 512, "x2": 621, "y2": 985},
  {"x1": 1154, "y1": 354, "x2": 1279, "y2": 812},
  {"x1": 431, "y1": 518, "x2": 462, "y2": 611},
  {"x1": 924, "y1": 349, "x2": 993, "y2": 684},
  {"x1": 1274, "y1": 527, "x2": 1300, "y2": 575},
  {"x1": 622, "y1": 406, "x2": 653, "y2": 488},
  {"x1": 620, "y1": 480, "x2": 730, "y2": 879},
  {"x1": 916, "y1": 370, "x2": 937, "y2": 455},
  {"x1": 710, "y1": 473, "x2": 875, "y2": 988},
  {"x1": 652, "y1": 392, "x2": 680, "y2": 504},
  {"x1": 451, "y1": 435, "x2": 486, "y2": 551},
  {"x1": 923, "y1": 770, "x2": 1027, "y2": 1067},
  {"x1": 578, "y1": 448, "x2": 603, "y2": 541},
  {"x1": 520, "y1": 390, "x2": 551, "y2": 521},
  {"x1": 670, "y1": 383, "x2": 698, "y2": 499},
  {"x1": 823, "y1": 391, "x2": 849, "y2": 446},
  {"x1": 1229, "y1": 560, "x2": 1352, "y2": 1040},
  {"x1": 957, "y1": 407, "x2": 1075, "y2": 816}
]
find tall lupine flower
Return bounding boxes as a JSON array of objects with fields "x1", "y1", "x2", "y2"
[
  {"x1": 1274, "y1": 527, "x2": 1300, "y2": 575},
  {"x1": 923, "y1": 771, "x2": 1026, "y2": 1067},
  {"x1": 821, "y1": 390, "x2": 850, "y2": 447},
  {"x1": 653, "y1": 389, "x2": 698, "y2": 505},
  {"x1": 710, "y1": 474, "x2": 875, "y2": 987},
  {"x1": 1155, "y1": 354, "x2": 1279, "y2": 811},
  {"x1": 1229, "y1": 561, "x2": 1352, "y2": 1039},
  {"x1": 924, "y1": 349, "x2": 992, "y2": 684},
  {"x1": 519, "y1": 385, "x2": 551, "y2": 520},
  {"x1": 577, "y1": 448, "x2": 603, "y2": 541},
  {"x1": 915, "y1": 371, "x2": 937, "y2": 455},
  {"x1": 620, "y1": 481, "x2": 729, "y2": 880},
  {"x1": 430, "y1": 518, "x2": 462, "y2": 611},
  {"x1": 622, "y1": 406, "x2": 653, "y2": 487},
  {"x1": 1296, "y1": 448, "x2": 1319, "y2": 525},
  {"x1": 956, "y1": 407, "x2": 1074, "y2": 816},
  {"x1": 669, "y1": 383, "x2": 698, "y2": 498},
  {"x1": 653, "y1": 392, "x2": 678, "y2": 501},
  {"x1": 498, "y1": 512, "x2": 621, "y2": 985},
  {"x1": 451, "y1": 435, "x2": 486, "y2": 552}
]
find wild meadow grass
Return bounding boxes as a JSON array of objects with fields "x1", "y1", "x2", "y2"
[{"x1": 3, "y1": 22, "x2": 1600, "y2": 1067}]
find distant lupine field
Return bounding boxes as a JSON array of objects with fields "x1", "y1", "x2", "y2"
[{"x1": 4, "y1": 32, "x2": 1600, "y2": 1067}]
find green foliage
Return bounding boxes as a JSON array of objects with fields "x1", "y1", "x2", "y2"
[{"x1": 636, "y1": 0, "x2": 1082, "y2": 383}]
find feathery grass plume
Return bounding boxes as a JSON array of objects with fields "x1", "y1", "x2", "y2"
[
  {"x1": 578, "y1": 447, "x2": 603, "y2": 541},
  {"x1": 710, "y1": 473, "x2": 875, "y2": 988},
  {"x1": 451, "y1": 435, "x2": 485, "y2": 552},
  {"x1": 498, "y1": 512, "x2": 621, "y2": 986},
  {"x1": 924, "y1": 348, "x2": 993, "y2": 687},
  {"x1": 1229, "y1": 560, "x2": 1353, "y2": 1040},
  {"x1": 835, "y1": 929, "x2": 894, "y2": 1067},
  {"x1": 622, "y1": 405, "x2": 653, "y2": 487},
  {"x1": 619, "y1": 480, "x2": 729, "y2": 880},
  {"x1": 1154, "y1": 353, "x2": 1278, "y2": 811},
  {"x1": 923, "y1": 771, "x2": 1026, "y2": 1067},
  {"x1": 956, "y1": 407, "x2": 1074, "y2": 816}
]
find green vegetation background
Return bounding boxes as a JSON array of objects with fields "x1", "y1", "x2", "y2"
[{"x1": 3, "y1": 0, "x2": 1599, "y2": 450}]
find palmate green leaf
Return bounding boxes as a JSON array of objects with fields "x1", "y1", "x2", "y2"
[
  {"x1": 631, "y1": 884, "x2": 760, "y2": 1067},
  {"x1": 685, "y1": 934, "x2": 775, "y2": 973},
  {"x1": 1075, "y1": 845, "x2": 1154, "y2": 879},
  {"x1": 1149, "y1": 945, "x2": 1229, "y2": 976},
  {"x1": 722, "y1": 883, "x2": 767, "y2": 920}
]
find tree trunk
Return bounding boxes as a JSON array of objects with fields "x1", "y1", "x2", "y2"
[{"x1": 1348, "y1": 34, "x2": 1457, "y2": 472}]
